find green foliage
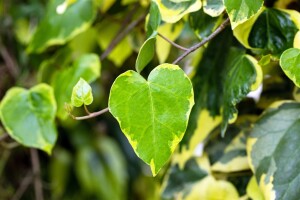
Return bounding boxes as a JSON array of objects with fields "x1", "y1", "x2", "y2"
[
  {"x1": 1, "y1": 0, "x2": 300, "y2": 199},
  {"x1": 28, "y1": 0, "x2": 96, "y2": 53},
  {"x1": 0, "y1": 84, "x2": 57, "y2": 154},
  {"x1": 51, "y1": 54, "x2": 100, "y2": 120},
  {"x1": 109, "y1": 64, "x2": 194, "y2": 175}
]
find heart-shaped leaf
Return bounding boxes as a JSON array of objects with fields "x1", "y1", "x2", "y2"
[
  {"x1": 280, "y1": 48, "x2": 300, "y2": 87},
  {"x1": 109, "y1": 64, "x2": 194, "y2": 175},
  {"x1": 71, "y1": 78, "x2": 93, "y2": 107},
  {"x1": 0, "y1": 84, "x2": 57, "y2": 154}
]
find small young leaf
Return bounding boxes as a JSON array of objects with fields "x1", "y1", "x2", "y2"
[
  {"x1": 71, "y1": 78, "x2": 93, "y2": 107},
  {"x1": 280, "y1": 48, "x2": 300, "y2": 87},
  {"x1": 0, "y1": 84, "x2": 57, "y2": 154},
  {"x1": 51, "y1": 54, "x2": 101, "y2": 120},
  {"x1": 109, "y1": 64, "x2": 194, "y2": 176},
  {"x1": 224, "y1": 0, "x2": 263, "y2": 29}
]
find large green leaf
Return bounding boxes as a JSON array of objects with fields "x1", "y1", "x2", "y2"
[
  {"x1": 0, "y1": 84, "x2": 57, "y2": 154},
  {"x1": 248, "y1": 8, "x2": 299, "y2": 56},
  {"x1": 247, "y1": 102, "x2": 300, "y2": 200},
  {"x1": 28, "y1": 0, "x2": 96, "y2": 53},
  {"x1": 224, "y1": 0, "x2": 264, "y2": 29},
  {"x1": 51, "y1": 54, "x2": 101, "y2": 120},
  {"x1": 155, "y1": 0, "x2": 202, "y2": 23},
  {"x1": 280, "y1": 48, "x2": 300, "y2": 87},
  {"x1": 109, "y1": 64, "x2": 194, "y2": 175}
]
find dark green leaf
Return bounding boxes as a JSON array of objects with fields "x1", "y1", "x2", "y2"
[
  {"x1": 248, "y1": 102, "x2": 300, "y2": 200},
  {"x1": 249, "y1": 8, "x2": 299, "y2": 56}
]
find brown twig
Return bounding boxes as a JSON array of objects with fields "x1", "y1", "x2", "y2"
[
  {"x1": 172, "y1": 18, "x2": 230, "y2": 64},
  {"x1": 100, "y1": 12, "x2": 147, "y2": 61},
  {"x1": 30, "y1": 149, "x2": 44, "y2": 200},
  {"x1": 74, "y1": 107, "x2": 109, "y2": 120},
  {"x1": 157, "y1": 32, "x2": 189, "y2": 51},
  {"x1": 0, "y1": 44, "x2": 19, "y2": 78},
  {"x1": 11, "y1": 172, "x2": 33, "y2": 200},
  {"x1": 0, "y1": 133, "x2": 9, "y2": 141}
]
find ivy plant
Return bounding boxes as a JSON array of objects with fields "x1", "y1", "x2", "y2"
[{"x1": 1, "y1": 0, "x2": 300, "y2": 199}]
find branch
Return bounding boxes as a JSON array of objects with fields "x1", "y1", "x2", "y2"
[
  {"x1": 74, "y1": 107, "x2": 109, "y2": 120},
  {"x1": 0, "y1": 133, "x2": 9, "y2": 141},
  {"x1": 30, "y1": 149, "x2": 44, "y2": 200},
  {"x1": 157, "y1": 33, "x2": 189, "y2": 51},
  {"x1": 172, "y1": 18, "x2": 230, "y2": 64},
  {"x1": 100, "y1": 12, "x2": 147, "y2": 61},
  {"x1": 0, "y1": 43, "x2": 19, "y2": 79},
  {"x1": 11, "y1": 172, "x2": 33, "y2": 200}
]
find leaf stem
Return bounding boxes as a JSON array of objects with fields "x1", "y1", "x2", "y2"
[
  {"x1": 74, "y1": 107, "x2": 109, "y2": 120},
  {"x1": 84, "y1": 104, "x2": 91, "y2": 115},
  {"x1": 30, "y1": 149, "x2": 44, "y2": 200},
  {"x1": 100, "y1": 12, "x2": 147, "y2": 61},
  {"x1": 157, "y1": 33, "x2": 189, "y2": 51},
  {"x1": 172, "y1": 18, "x2": 230, "y2": 64}
]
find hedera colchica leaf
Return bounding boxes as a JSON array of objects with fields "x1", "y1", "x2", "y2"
[
  {"x1": 28, "y1": 0, "x2": 96, "y2": 53},
  {"x1": 155, "y1": 0, "x2": 202, "y2": 23},
  {"x1": 280, "y1": 48, "x2": 300, "y2": 87},
  {"x1": 223, "y1": 0, "x2": 264, "y2": 29},
  {"x1": 71, "y1": 78, "x2": 93, "y2": 107},
  {"x1": 203, "y1": 0, "x2": 225, "y2": 17},
  {"x1": 51, "y1": 54, "x2": 100, "y2": 120},
  {"x1": 135, "y1": 2, "x2": 161, "y2": 73},
  {"x1": 247, "y1": 102, "x2": 300, "y2": 200},
  {"x1": 108, "y1": 64, "x2": 194, "y2": 176},
  {"x1": 248, "y1": 8, "x2": 299, "y2": 56},
  {"x1": 0, "y1": 84, "x2": 57, "y2": 154}
]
